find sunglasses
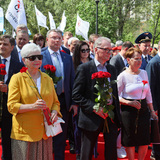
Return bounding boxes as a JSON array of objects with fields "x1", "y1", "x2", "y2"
[
  {"x1": 25, "y1": 55, "x2": 43, "y2": 61},
  {"x1": 81, "y1": 49, "x2": 90, "y2": 53}
]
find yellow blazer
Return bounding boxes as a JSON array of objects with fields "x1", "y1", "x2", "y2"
[{"x1": 7, "y1": 70, "x2": 61, "y2": 142}]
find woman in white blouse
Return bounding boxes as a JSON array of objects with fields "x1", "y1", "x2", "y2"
[{"x1": 117, "y1": 46, "x2": 157, "y2": 160}]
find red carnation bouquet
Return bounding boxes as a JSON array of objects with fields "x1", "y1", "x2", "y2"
[
  {"x1": 0, "y1": 64, "x2": 7, "y2": 121},
  {"x1": 92, "y1": 71, "x2": 117, "y2": 131},
  {"x1": 44, "y1": 64, "x2": 62, "y2": 86},
  {"x1": 0, "y1": 64, "x2": 7, "y2": 76}
]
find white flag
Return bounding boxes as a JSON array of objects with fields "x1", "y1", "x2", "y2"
[
  {"x1": 48, "y1": 12, "x2": 56, "y2": 30},
  {"x1": 75, "y1": 14, "x2": 90, "y2": 41},
  {"x1": 0, "y1": 7, "x2": 4, "y2": 31},
  {"x1": 57, "y1": 11, "x2": 66, "y2": 32},
  {"x1": 5, "y1": 0, "x2": 27, "y2": 30},
  {"x1": 35, "y1": 5, "x2": 48, "y2": 30}
]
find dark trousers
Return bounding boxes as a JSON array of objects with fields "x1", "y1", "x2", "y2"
[
  {"x1": 68, "y1": 111, "x2": 75, "y2": 148},
  {"x1": 152, "y1": 110, "x2": 160, "y2": 160},
  {"x1": 73, "y1": 114, "x2": 81, "y2": 154},
  {"x1": 1, "y1": 115, "x2": 12, "y2": 160},
  {"x1": 53, "y1": 93, "x2": 69, "y2": 160},
  {"x1": 80, "y1": 118, "x2": 118, "y2": 160}
]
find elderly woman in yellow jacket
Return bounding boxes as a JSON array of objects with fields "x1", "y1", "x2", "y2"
[{"x1": 7, "y1": 43, "x2": 61, "y2": 160}]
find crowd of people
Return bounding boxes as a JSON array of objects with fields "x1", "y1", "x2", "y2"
[{"x1": 0, "y1": 24, "x2": 159, "y2": 160}]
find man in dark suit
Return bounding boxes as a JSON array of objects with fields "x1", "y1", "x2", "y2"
[
  {"x1": 109, "y1": 41, "x2": 134, "y2": 76},
  {"x1": 11, "y1": 30, "x2": 29, "y2": 63},
  {"x1": 88, "y1": 34, "x2": 101, "y2": 59},
  {"x1": 0, "y1": 35, "x2": 24, "y2": 160},
  {"x1": 146, "y1": 40, "x2": 160, "y2": 160},
  {"x1": 72, "y1": 37, "x2": 121, "y2": 160},
  {"x1": 40, "y1": 29, "x2": 76, "y2": 160},
  {"x1": 135, "y1": 32, "x2": 152, "y2": 70}
]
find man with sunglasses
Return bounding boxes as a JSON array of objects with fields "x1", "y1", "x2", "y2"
[
  {"x1": 72, "y1": 37, "x2": 121, "y2": 160},
  {"x1": 40, "y1": 29, "x2": 75, "y2": 160},
  {"x1": 0, "y1": 35, "x2": 24, "y2": 160}
]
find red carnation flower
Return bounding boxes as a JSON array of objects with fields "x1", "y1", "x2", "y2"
[
  {"x1": 0, "y1": 64, "x2": 5, "y2": 69},
  {"x1": 92, "y1": 72, "x2": 98, "y2": 79},
  {"x1": 61, "y1": 50, "x2": 66, "y2": 53},
  {"x1": 0, "y1": 70, "x2": 7, "y2": 75},
  {"x1": 20, "y1": 67, "x2": 28, "y2": 73},
  {"x1": 44, "y1": 65, "x2": 51, "y2": 70},
  {"x1": 105, "y1": 72, "x2": 111, "y2": 78},
  {"x1": 142, "y1": 80, "x2": 148, "y2": 85},
  {"x1": 50, "y1": 65, "x2": 56, "y2": 73}
]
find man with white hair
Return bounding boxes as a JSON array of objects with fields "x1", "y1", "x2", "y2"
[
  {"x1": 68, "y1": 37, "x2": 79, "y2": 56},
  {"x1": 72, "y1": 37, "x2": 121, "y2": 160},
  {"x1": 115, "y1": 40, "x2": 123, "y2": 47}
]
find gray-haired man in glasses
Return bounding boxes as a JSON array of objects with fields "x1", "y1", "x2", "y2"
[{"x1": 72, "y1": 37, "x2": 121, "y2": 160}]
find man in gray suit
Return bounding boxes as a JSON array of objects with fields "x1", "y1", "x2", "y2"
[{"x1": 109, "y1": 41, "x2": 134, "y2": 76}]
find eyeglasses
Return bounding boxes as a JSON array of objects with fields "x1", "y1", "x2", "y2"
[
  {"x1": 81, "y1": 49, "x2": 90, "y2": 53},
  {"x1": 97, "y1": 47, "x2": 112, "y2": 53},
  {"x1": 25, "y1": 55, "x2": 43, "y2": 61}
]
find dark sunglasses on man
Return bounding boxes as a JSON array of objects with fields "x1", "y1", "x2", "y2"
[{"x1": 25, "y1": 55, "x2": 43, "y2": 61}]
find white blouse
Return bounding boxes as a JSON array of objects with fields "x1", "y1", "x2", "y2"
[{"x1": 117, "y1": 69, "x2": 152, "y2": 104}]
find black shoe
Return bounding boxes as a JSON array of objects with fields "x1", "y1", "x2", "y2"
[
  {"x1": 70, "y1": 146, "x2": 75, "y2": 154},
  {"x1": 76, "y1": 154, "x2": 80, "y2": 160}
]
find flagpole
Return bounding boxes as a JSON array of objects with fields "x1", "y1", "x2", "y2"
[
  {"x1": 38, "y1": 25, "x2": 41, "y2": 34},
  {"x1": 95, "y1": 0, "x2": 99, "y2": 34}
]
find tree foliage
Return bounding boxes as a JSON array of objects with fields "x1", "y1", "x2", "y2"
[{"x1": 1, "y1": 0, "x2": 160, "y2": 44}]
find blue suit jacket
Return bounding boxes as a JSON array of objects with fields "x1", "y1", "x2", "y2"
[
  {"x1": 146, "y1": 54, "x2": 160, "y2": 111},
  {"x1": 40, "y1": 47, "x2": 75, "y2": 110},
  {"x1": 140, "y1": 55, "x2": 152, "y2": 70}
]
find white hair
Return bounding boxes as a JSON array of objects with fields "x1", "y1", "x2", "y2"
[
  {"x1": 116, "y1": 40, "x2": 123, "y2": 46},
  {"x1": 21, "y1": 43, "x2": 41, "y2": 58},
  {"x1": 94, "y1": 37, "x2": 111, "y2": 50},
  {"x1": 68, "y1": 37, "x2": 79, "y2": 45}
]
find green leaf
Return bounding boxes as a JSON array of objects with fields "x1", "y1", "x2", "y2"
[
  {"x1": 108, "y1": 110, "x2": 114, "y2": 119},
  {"x1": 103, "y1": 107, "x2": 108, "y2": 113},
  {"x1": 95, "y1": 98, "x2": 99, "y2": 103},
  {"x1": 93, "y1": 103, "x2": 100, "y2": 112},
  {"x1": 108, "y1": 88, "x2": 113, "y2": 93}
]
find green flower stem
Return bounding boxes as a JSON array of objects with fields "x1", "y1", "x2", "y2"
[
  {"x1": 103, "y1": 118, "x2": 109, "y2": 133},
  {"x1": 135, "y1": 85, "x2": 145, "y2": 134},
  {"x1": 25, "y1": 72, "x2": 53, "y2": 126}
]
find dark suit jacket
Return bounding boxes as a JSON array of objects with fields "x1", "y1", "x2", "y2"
[
  {"x1": 11, "y1": 46, "x2": 24, "y2": 65},
  {"x1": 2, "y1": 56, "x2": 24, "y2": 117},
  {"x1": 40, "y1": 47, "x2": 75, "y2": 110},
  {"x1": 109, "y1": 54, "x2": 125, "y2": 76},
  {"x1": 146, "y1": 54, "x2": 160, "y2": 111},
  {"x1": 140, "y1": 55, "x2": 152, "y2": 70},
  {"x1": 11, "y1": 46, "x2": 19, "y2": 62},
  {"x1": 72, "y1": 60, "x2": 121, "y2": 131}
]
